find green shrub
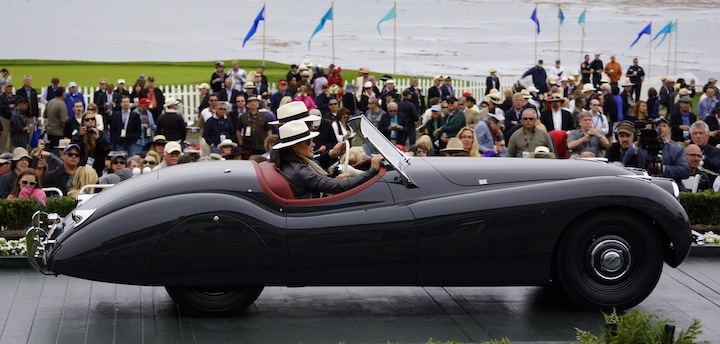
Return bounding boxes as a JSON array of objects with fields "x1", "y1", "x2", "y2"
[
  {"x1": 1, "y1": 198, "x2": 43, "y2": 231},
  {"x1": 576, "y1": 309, "x2": 707, "y2": 344},
  {"x1": 679, "y1": 191, "x2": 720, "y2": 225},
  {"x1": 45, "y1": 196, "x2": 77, "y2": 217},
  {"x1": 0, "y1": 196, "x2": 76, "y2": 233}
]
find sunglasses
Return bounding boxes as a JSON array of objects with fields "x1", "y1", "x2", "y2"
[
  {"x1": 65, "y1": 152, "x2": 80, "y2": 158},
  {"x1": 84, "y1": 117, "x2": 96, "y2": 122},
  {"x1": 143, "y1": 160, "x2": 158, "y2": 165},
  {"x1": 21, "y1": 180, "x2": 37, "y2": 186},
  {"x1": 388, "y1": 110, "x2": 397, "y2": 113},
  {"x1": 329, "y1": 103, "x2": 338, "y2": 105},
  {"x1": 218, "y1": 108, "x2": 227, "y2": 110},
  {"x1": 209, "y1": 99, "x2": 218, "y2": 102},
  {"x1": 112, "y1": 160, "x2": 127, "y2": 165},
  {"x1": 522, "y1": 118, "x2": 536, "y2": 121}
]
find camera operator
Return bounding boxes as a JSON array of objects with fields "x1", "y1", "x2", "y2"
[
  {"x1": 605, "y1": 121, "x2": 635, "y2": 163},
  {"x1": 623, "y1": 119, "x2": 689, "y2": 187}
]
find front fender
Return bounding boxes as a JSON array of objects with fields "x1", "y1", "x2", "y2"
[{"x1": 49, "y1": 192, "x2": 286, "y2": 286}]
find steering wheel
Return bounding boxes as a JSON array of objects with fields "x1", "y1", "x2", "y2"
[{"x1": 342, "y1": 140, "x2": 350, "y2": 173}]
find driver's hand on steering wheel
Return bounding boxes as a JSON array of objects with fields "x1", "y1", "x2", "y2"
[
  {"x1": 329, "y1": 141, "x2": 346, "y2": 159},
  {"x1": 370, "y1": 154, "x2": 383, "y2": 170}
]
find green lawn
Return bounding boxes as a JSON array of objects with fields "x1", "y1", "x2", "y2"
[{"x1": 0, "y1": 59, "x2": 412, "y2": 88}]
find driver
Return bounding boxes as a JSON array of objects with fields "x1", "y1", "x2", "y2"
[{"x1": 274, "y1": 120, "x2": 382, "y2": 199}]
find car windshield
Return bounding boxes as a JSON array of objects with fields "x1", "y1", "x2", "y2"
[{"x1": 348, "y1": 115, "x2": 416, "y2": 186}]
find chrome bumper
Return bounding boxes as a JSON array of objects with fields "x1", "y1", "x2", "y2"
[
  {"x1": 26, "y1": 211, "x2": 60, "y2": 275},
  {"x1": 692, "y1": 230, "x2": 705, "y2": 246}
]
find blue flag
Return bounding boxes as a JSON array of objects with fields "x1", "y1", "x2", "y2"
[
  {"x1": 530, "y1": 7, "x2": 540, "y2": 34},
  {"x1": 651, "y1": 21, "x2": 676, "y2": 48},
  {"x1": 629, "y1": 22, "x2": 651, "y2": 49},
  {"x1": 558, "y1": 8, "x2": 565, "y2": 25},
  {"x1": 242, "y1": 5, "x2": 265, "y2": 48},
  {"x1": 377, "y1": 5, "x2": 396, "y2": 36},
  {"x1": 578, "y1": 9, "x2": 586, "y2": 36},
  {"x1": 308, "y1": 5, "x2": 333, "y2": 50}
]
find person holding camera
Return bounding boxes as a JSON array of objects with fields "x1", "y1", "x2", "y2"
[
  {"x1": 623, "y1": 120, "x2": 689, "y2": 186},
  {"x1": 71, "y1": 111, "x2": 111, "y2": 176}
]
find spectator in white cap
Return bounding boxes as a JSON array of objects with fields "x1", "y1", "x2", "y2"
[
  {"x1": 474, "y1": 112, "x2": 505, "y2": 154},
  {"x1": 157, "y1": 97, "x2": 186, "y2": 142},
  {"x1": 64, "y1": 81, "x2": 85, "y2": 116},
  {"x1": 154, "y1": 141, "x2": 182, "y2": 170},
  {"x1": 274, "y1": 120, "x2": 382, "y2": 199}
]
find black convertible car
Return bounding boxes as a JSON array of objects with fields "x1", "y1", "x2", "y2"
[{"x1": 27, "y1": 116, "x2": 692, "y2": 315}]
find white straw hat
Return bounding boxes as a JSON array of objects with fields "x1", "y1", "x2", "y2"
[{"x1": 272, "y1": 120, "x2": 320, "y2": 150}]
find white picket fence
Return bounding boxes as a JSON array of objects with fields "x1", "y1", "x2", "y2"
[{"x1": 62, "y1": 76, "x2": 517, "y2": 125}]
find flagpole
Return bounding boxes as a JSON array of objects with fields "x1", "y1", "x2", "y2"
[
  {"x1": 674, "y1": 19, "x2": 678, "y2": 75},
  {"x1": 666, "y1": 21, "x2": 671, "y2": 76},
  {"x1": 331, "y1": 2, "x2": 335, "y2": 64},
  {"x1": 534, "y1": 4, "x2": 537, "y2": 64},
  {"x1": 262, "y1": 3, "x2": 266, "y2": 64},
  {"x1": 580, "y1": 8, "x2": 585, "y2": 61},
  {"x1": 557, "y1": 4, "x2": 561, "y2": 60},
  {"x1": 648, "y1": 21, "x2": 652, "y2": 82},
  {"x1": 393, "y1": 1, "x2": 397, "y2": 76}
]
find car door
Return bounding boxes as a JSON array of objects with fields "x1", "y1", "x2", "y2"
[{"x1": 286, "y1": 179, "x2": 416, "y2": 285}]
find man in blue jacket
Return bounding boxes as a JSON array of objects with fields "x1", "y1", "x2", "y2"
[{"x1": 522, "y1": 60, "x2": 548, "y2": 95}]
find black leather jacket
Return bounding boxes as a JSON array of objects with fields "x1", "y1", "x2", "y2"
[{"x1": 278, "y1": 161, "x2": 378, "y2": 199}]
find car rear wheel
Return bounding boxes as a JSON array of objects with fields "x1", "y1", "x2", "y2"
[
  {"x1": 165, "y1": 286, "x2": 264, "y2": 316},
  {"x1": 556, "y1": 212, "x2": 663, "y2": 311}
]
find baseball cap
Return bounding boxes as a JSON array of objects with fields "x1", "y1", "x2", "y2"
[
  {"x1": 431, "y1": 105, "x2": 441, "y2": 112},
  {"x1": 139, "y1": 98, "x2": 151, "y2": 106},
  {"x1": 63, "y1": 143, "x2": 81, "y2": 154},
  {"x1": 164, "y1": 141, "x2": 182, "y2": 154},
  {"x1": 279, "y1": 80, "x2": 287, "y2": 85},
  {"x1": 68, "y1": 81, "x2": 77, "y2": 88}
]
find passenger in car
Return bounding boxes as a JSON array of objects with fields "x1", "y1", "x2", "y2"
[{"x1": 274, "y1": 120, "x2": 382, "y2": 199}]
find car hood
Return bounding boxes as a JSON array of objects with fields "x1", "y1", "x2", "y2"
[{"x1": 422, "y1": 157, "x2": 634, "y2": 186}]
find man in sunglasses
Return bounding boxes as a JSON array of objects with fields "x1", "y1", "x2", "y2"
[
  {"x1": 43, "y1": 143, "x2": 80, "y2": 196},
  {"x1": 507, "y1": 107, "x2": 555, "y2": 158}
]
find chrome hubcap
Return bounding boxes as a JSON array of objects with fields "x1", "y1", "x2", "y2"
[{"x1": 589, "y1": 238, "x2": 632, "y2": 281}]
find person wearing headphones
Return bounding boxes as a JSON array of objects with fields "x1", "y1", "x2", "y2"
[
  {"x1": 605, "y1": 121, "x2": 636, "y2": 163},
  {"x1": 623, "y1": 120, "x2": 690, "y2": 187}
]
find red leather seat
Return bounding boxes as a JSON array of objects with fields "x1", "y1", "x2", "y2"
[
  {"x1": 255, "y1": 162, "x2": 294, "y2": 204},
  {"x1": 254, "y1": 160, "x2": 386, "y2": 206}
]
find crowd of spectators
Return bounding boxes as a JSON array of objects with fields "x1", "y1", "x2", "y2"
[{"x1": 1, "y1": 55, "x2": 719, "y2": 205}]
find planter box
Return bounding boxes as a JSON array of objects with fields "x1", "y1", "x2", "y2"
[{"x1": 0, "y1": 256, "x2": 31, "y2": 269}]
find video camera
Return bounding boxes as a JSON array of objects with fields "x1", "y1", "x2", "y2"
[{"x1": 634, "y1": 118, "x2": 664, "y2": 175}]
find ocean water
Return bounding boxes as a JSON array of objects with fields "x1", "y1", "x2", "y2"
[{"x1": 4, "y1": 0, "x2": 718, "y2": 83}]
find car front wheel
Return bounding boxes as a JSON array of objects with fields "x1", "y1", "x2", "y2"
[
  {"x1": 165, "y1": 286, "x2": 264, "y2": 316},
  {"x1": 556, "y1": 212, "x2": 663, "y2": 311}
]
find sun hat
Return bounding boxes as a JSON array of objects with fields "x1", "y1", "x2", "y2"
[
  {"x1": 217, "y1": 139, "x2": 238, "y2": 150},
  {"x1": 164, "y1": 97, "x2": 181, "y2": 107},
  {"x1": 520, "y1": 89, "x2": 532, "y2": 99},
  {"x1": 439, "y1": 138, "x2": 468, "y2": 154},
  {"x1": 679, "y1": 96, "x2": 693, "y2": 103},
  {"x1": 616, "y1": 122, "x2": 636, "y2": 136},
  {"x1": 600, "y1": 75, "x2": 610, "y2": 84},
  {"x1": 527, "y1": 86, "x2": 539, "y2": 93},
  {"x1": 581, "y1": 84, "x2": 596, "y2": 93},
  {"x1": 246, "y1": 95, "x2": 261, "y2": 102},
  {"x1": 151, "y1": 135, "x2": 167, "y2": 145},
  {"x1": 487, "y1": 93, "x2": 503, "y2": 105},
  {"x1": 117, "y1": 79, "x2": 125, "y2": 84},
  {"x1": 0, "y1": 152, "x2": 12, "y2": 164},
  {"x1": 197, "y1": 83, "x2": 211, "y2": 90},
  {"x1": 272, "y1": 120, "x2": 320, "y2": 150},
  {"x1": 364, "y1": 81, "x2": 373, "y2": 88},
  {"x1": 489, "y1": 68, "x2": 497, "y2": 73},
  {"x1": 621, "y1": 80, "x2": 634, "y2": 87},
  {"x1": 488, "y1": 111, "x2": 505, "y2": 122},
  {"x1": 548, "y1": 93, "x2": 565, "y2": 102},
  {"x1": 244, "y1": 81, "x2": 256, "y2": 89},
  {"x1": 528, "y1": 146, "x2": 556, "y2": 159},
  {"x1": 359, "y1": 67, "x2": 370, "y2": 74},
  {"x1": 11, "y1": 147, "x2": 31, "y2": 161},
  {"x1": 270, "y1": 101, "x2": 321, "y2": 125}
]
